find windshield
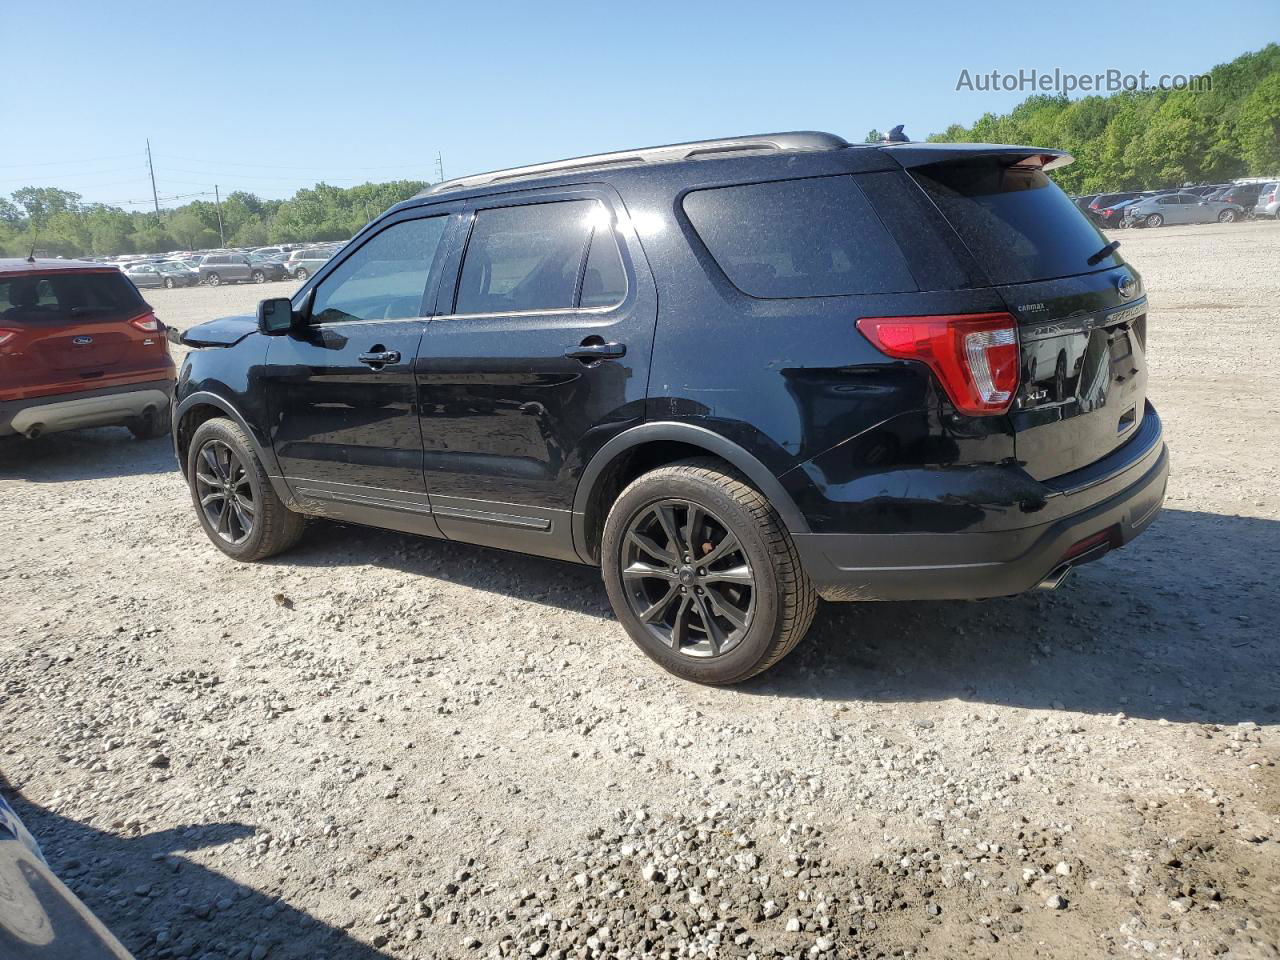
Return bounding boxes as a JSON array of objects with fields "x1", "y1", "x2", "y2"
[{"x1": 914, "y1": 160, "x2": 1124, "y2": 284}]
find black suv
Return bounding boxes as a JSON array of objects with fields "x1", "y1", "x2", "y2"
[{"x1": 172, "y1": 131, "x2": 1168, "y2": 684}]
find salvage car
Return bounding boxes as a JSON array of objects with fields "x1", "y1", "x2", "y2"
[
  {"x1": 1124, "y1": 192, "x2": 1244, "y2": 226},
  {"x1": 1, "y1": 258, "x2": 174, "y2": 440},
  {"x1": 171, "y1": 131, "x2": 1168, "y2": 684}
]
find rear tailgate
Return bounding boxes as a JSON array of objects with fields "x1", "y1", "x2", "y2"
[
  {"x1": 902, "y1": 150, "x2": 1148, "y2": 481},
  {"x1": 0, "y1": 269, "x2": 170, "y2": 401}
]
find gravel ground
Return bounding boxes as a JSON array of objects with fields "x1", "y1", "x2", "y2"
[{"x1": 2, "y1": 222, "x2": 1277, "y2": 960}]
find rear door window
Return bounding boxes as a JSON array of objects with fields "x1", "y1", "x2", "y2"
[
  {"x1": 455, "y1": 200, "x2": 598, "y2": 314},
  {"x1": 910, "y1": 159, "x2": 1122, "y2": 284},
  {"x1": 579, "y1": 221, "x2": 627, "y2": 308},
  {"x1": 681, "y1": 176, "x2": 917, "y2": 299}
]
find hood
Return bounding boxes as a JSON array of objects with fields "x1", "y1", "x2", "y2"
[{"x1": 176, "y1": 315, "x2": 257, "y2": 348}]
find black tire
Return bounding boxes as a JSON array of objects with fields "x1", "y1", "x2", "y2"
[
  {"x1": 294, "y1": 267, "x2": 309, "y2": 282},
  {"x1": 164, "y1": 277, "x2": 176, "y2": 289},
  {"x1": 1218, "y1": 209, "x2": 1237, "y2": 223},
  {"x1": 207, "y1": 272, "x2": 222, "y2": 286},
  {"x1": 601, "y1": 458, "x2": 817, "y2": 684},
  {"x1": 187, "y1": 417, "x2": 305, "y2": 562},
  {"x1": 1146, "y1": 213, "x2": 1164, "y2": 227},
  {"x1": 128, "y1": 406, "x2": 170, "y2": 440},
  {"x1": 252, "y1": 270, "x2": 266, "y2": 283}
]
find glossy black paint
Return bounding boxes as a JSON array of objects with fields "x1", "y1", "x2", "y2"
[{"x1": 174, "y1": 139, "x2": 1166, "y2": 600}]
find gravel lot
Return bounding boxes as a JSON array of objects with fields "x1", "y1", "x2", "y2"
[{"x1": 2, "y1": 222, "x2": 1277, "y2": 960}]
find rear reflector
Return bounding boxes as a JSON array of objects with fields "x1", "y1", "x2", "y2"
[
  {"x1": 1063, "y1": 527, "x2": 1118, "y2": 561},
  {"x1": 129, "y1": 313, "x2": 161, "y2": 332},
  {"x1": 857, "y1": 312, "x2": 1020, "y2": 416}
]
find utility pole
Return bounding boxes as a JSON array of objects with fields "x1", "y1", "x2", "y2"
[
  {"x1": 435, "y1": 152, "x2": 445, "y2": 182},
  {"x1": 214, "y1": 184, "x2": 226, "y2": 247},
  {"x1": 146, "y1": 139, "x2": 161, "y2": 217}
]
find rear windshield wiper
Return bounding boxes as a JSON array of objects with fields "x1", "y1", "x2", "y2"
[{"x1": 1087, "y1": 239, "x2": 1121, "y2": 266}]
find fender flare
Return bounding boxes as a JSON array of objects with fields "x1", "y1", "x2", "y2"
[
  {"x1": 571, "y1": 421, "x2": 810, "y2": 563},
  {"x1": 173, "y1": 391, "x2": 282, "y2": 478}
]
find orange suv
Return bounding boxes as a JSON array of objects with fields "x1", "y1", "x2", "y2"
[{"x1": 0, "y1": 258, "x2": 175, "y2": 440}]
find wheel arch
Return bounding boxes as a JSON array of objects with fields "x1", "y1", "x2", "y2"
[
  {"x1": 175, "y1": 391, "x2": 282, "y2": 482},
  {"x1": 571, "y1": 422, "x2": 810, "y2": 564}
]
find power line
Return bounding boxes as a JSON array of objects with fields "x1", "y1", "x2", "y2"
[{"x1": 0, "y1": 152, "x2": 140, "y2": 169}]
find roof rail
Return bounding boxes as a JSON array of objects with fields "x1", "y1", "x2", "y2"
[{"x1": 416, "y1": 131, "x2": 850, "y2": 197}]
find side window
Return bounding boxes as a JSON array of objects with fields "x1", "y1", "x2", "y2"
[
  {"x1": 684, "y1": 176, "x2": 916, "y2": 299},
  {"x1": 455, "y1": 200, "x2": 596, "y2": 315},
  {"x1": 579, "y1": 222, "x2": 627, "y2": 308},
  {"x1": 310, "y1": 215, "x2": 447, "y2": 324}
]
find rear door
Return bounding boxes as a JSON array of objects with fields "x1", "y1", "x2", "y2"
[
  {"x1": 414, "y1": 187, "x2": 657, "y2": 561},
  {"x1": 262, "y1": 212, "x2": 454, "y2": 536},
  {"x1": 908, "y1": 156, "x2": 1149, "y2": 481}
]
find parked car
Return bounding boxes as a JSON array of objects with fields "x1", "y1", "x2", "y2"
[
  {"x1": 172, "y1": 131, "x2": 1167, "y2": 684},
  {"x1": 1254, "y1": 182, "x2": 1279, "y2": 218},
  {"x1": 247, "y1": 254, "x2": 290, "y2": 282},
  {"x1": 198, "y1": 253, "x2": 275, "y2": 286},
  {"x1": 1216, "y1": 182, "x2": 1265, "y2": 214},
  {"x1": 158, "y1": 261, "x2": 202, "y2": 287},
  {"x1": 1, "y1": 258, "x2": 175, "y2": 440},
  {"x1": 1088, "y1": 192, "x2": 1139, "y2": 213},
  {"x1": 0, "y1": 789, "x2": 137, "y2": 959},
  {"x1": 1125, "y1": 192, "x2": 1243, "y2": 226},
  {"x1": 283, "y1": 246, "x2": 336, "y2": 280},
  {"x1": 251, "y1": 245, "x2": 295, "y2": 259}
]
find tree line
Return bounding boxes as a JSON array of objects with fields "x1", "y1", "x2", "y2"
[{"x1": 4, "y1": 44, "x2": 1277, "y2": 260}]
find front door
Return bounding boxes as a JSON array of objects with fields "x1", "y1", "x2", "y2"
[
  {"x1": 415, "y1": 190, "x2": 657, "y2": 561},
  {"x1": 262, "y1": 212, "x2": 452, "y2": 536}
]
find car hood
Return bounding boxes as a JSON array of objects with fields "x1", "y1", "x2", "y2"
[{"x1": 176, "y1": 315, "x2": 257, "y2": 348}]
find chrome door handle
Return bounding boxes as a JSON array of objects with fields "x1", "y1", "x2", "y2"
[
  {"x1": 358, "y1": 350, "x2": 400, "y2": 367},
  {"x1": 564, "y1": 341, "x2": 626, "y2": 362}
]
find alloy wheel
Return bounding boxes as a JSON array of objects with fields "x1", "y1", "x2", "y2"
[
  {"x1": 194, "y1": 440, "x2": 255, "y2": 544},
  {"x1": 620, "y1": 499, "x2": 754, "y2": 658}
]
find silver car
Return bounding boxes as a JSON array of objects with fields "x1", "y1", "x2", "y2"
[
  {"x1": 1125, "y1": 192, "x2": 1244, "y2": 227},
  {"x1": 284, "y1": 245, "x2": 339, "y2": 281},
  {"x1": 1254, "y1": 182, "x2": 1279, "y2": 219}
]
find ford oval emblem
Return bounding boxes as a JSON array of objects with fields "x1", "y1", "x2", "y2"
[
  {"x1": 1117, "y1": 275, "x2": 1136, "y2": 300},
  {"x1": 72, "y1": 335, "x2": 94, "y2": 345}
]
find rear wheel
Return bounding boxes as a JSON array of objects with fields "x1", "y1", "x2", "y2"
[
  {"x1": 163, "y1": 277, "x2": 176, "y2": 289},
  {"x1": 294, "y1": 267, "x2": 309, "y2": 281},
  {"x1": 206, "y1": 272, "x2": 222, "y2": 286},
  {"x1": 1218, "y1": 209, "x2": 1238, "y2": 223},
  {"x1": 128, "y1": 406, "x2": 170, "y2": 440},
  {"x1": 601, "y1": 458, "x2": 817, "y2": 684},
  {"x1": 1145, "y1": 213, "x2": 1164, "y2": 227},
  {"x1": 188, "y1": 417, "x2": 304, "y2": 561},
  {"x1": 252, "y1": 270, "x2": 266, "y2": 283}
]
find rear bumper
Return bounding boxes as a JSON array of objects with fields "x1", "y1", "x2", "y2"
[
  {"x1": 794, "y1": 419, "x2": 1169, "y2": 602},
  {"x1": 0, "y1": 379, "x2": 173, "y2": 438}
]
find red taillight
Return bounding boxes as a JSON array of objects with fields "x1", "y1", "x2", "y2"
[
  {"x1": 0, "y1": 328, "x2": 17, "y2": 346},
  {"x1": 857, "y1": 312, "x2": 1020, "y2": 416},
  {"x1": 1103, "y1": 208, "x2": 1114, "y2": 215},
  {"x1": 129, "y1": 313, "x2": 160, "y2": 332}
]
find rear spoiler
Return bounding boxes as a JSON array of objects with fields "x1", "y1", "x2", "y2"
[{"x1": 880, "y1": 143, "x2": 1074, "y2": 172}]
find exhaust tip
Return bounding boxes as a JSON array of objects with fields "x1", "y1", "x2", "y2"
[
  {"x1": 24, "y1": 424, "x2": 43, "y2": 439},
  {"x1": 1036, "y1": 564, "x2": 1073, "y2": 591}
]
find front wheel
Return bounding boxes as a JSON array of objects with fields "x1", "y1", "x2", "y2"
[
  {"x1": 1218, "y1": 209, "x2": 1238, "y2": 223},
  {"x1": 1145, "y1": 214, "x2": 1164, "y2": 227},
  {"x1": 252, "y1": 270, "x2": 266, "y2": 283},
  {"x1": 601, "y1": 458, "x2": 817, "y2": 685},
  {"x1": 188, "y1": 417, "x2": 305, "y2": 561},
  {"x1": 294, "y1": 267, "x2": 309, "y2": 282},
  {"x1": 164, "y1": 277, "x2": 176, "y2": 289}
]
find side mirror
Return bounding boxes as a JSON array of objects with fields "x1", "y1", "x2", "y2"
[{"x1": 257, "y1": 297, "x2": 297, "y2": 335}]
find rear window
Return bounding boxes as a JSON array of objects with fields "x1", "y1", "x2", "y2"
[
  {"x1": 682, "y1": 176, "x2": 917, "y2": 299},
  {"x1": 911, "y1": 160, "x2": 1121, "y2": 284},
  {"x1": 0, "y1": 271, "x2": 146, "y2": 321}
]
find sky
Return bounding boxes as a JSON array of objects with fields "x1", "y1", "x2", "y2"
[{"x1": 5, "y1": 0, "x2": 1277, "y2": 209}]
